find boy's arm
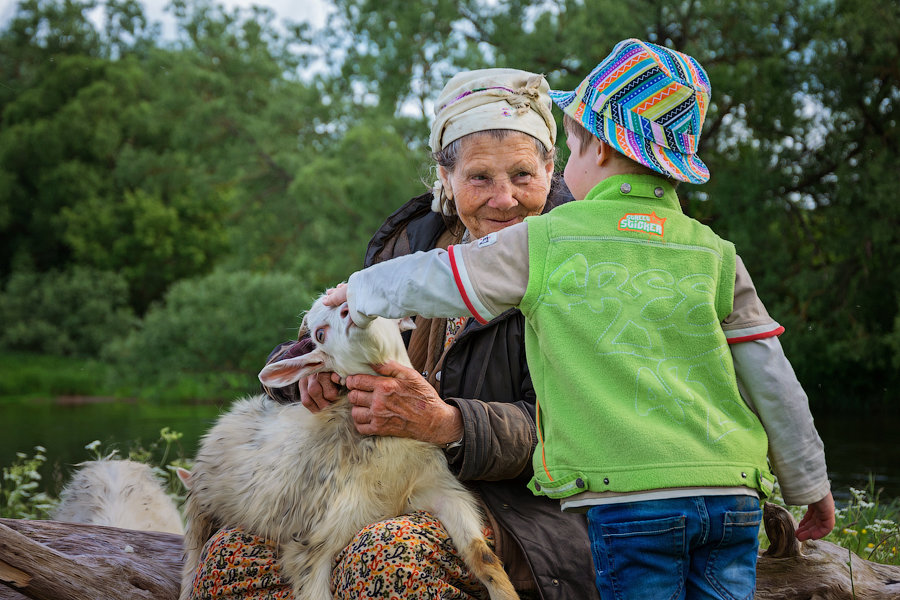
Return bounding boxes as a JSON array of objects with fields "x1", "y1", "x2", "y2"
[
  {"x1": 730, "y1": 335, "x2": 831, "y2": 506},
  {"x1": 344, "y1": 223, "x2": 530, "y2": 325},
  {"x1": 343, "y1": 249, "x2": 470, "y2": 325},
  {"x1": 724, "y1": 257, "x2": 831, "y2": 508}
]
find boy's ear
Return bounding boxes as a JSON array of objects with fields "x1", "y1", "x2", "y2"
[{"x1": 596, "y1": 139, "x2": 613, "y2": 168}]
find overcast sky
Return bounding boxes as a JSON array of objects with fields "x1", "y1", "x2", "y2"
[{"x1": 0, "y1": 0, "x2": 332, "y2": 36}]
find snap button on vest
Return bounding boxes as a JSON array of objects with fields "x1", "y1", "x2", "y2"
[
  {"x1": 620, "y1": 183, "x2": 632, "y2": 194},
  {"x1": 654, "y1": 186, "x2": 665, "y2": 198},
  {"x1": 603, "y1": 477, "x2": 610, "y2": 485},
  {"x1": 575, "y1": 478, "x2": 585, "y2": 488}
]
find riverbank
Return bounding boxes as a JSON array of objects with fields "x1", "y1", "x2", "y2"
[
  {"x1": 2, "y1": 351, "x2": 900, "y2": 500},
  {"x1": 3, "y1": 421, "x2": 899, "y2": 567},
  {"x1": 0, "y1": 351, "x2": 259, "y2": 404}
]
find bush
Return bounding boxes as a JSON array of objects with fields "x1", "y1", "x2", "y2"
[
  {"x1": 1, "y1": 446, "x2": 57, "y2": 519},
  {"x1": 0, "y1": 267, "x2": 136, "y2": 357},
  {"x1": 105, "y1": 270, "x2": 313, "y2": 391},
  {"x1": 1, "y1": 429, "x2": 192, "y2": 520}
]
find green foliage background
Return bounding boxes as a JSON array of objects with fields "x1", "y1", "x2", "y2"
[{"x1": 0, "y1": 0, "x2": 897, "y2": 406}]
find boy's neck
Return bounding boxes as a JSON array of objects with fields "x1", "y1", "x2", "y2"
[{"x1": 574, "y1": 139, "x2": 671, "y2": 200}]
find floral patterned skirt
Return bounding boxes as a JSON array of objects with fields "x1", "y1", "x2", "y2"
[{"x1": 189, "y1": 511, "x2": 493, "y2": 600}]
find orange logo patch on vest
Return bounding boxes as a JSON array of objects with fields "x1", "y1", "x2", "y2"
[{"x1": 618, "y1": 212, "x2": 666, "y2": 237}]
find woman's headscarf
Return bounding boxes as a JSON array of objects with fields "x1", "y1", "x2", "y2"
[{"x1": 429, "y1": 68, "x2": 557, "y2": 213}]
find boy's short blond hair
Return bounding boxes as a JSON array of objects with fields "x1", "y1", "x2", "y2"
[{"x1": 562, "y1": 114, "x2": 597, "y2": 155}]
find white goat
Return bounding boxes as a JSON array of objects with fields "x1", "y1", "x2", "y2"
[
  {"x1": 53, "y1": 458, "x2": 184, "y2": 535},
  {"x1": 180, "y1": 295, "x2": 518, "y2": 600}
]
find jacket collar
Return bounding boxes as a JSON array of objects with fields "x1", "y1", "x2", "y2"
[{"x1": 583, "y1": 174, "x2": 681, "y2": 212}]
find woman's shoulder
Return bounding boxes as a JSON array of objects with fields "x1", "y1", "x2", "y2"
[
  {"x1": 364, "y1": 191, "x2": 451, "y2": 266},
  {"x1": 544, "y1": 173, "x2": 575, "y2": 213}
]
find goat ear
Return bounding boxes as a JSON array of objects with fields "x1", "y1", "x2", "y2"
[
  {"x1": 258, "y1": 350, "x2": 329, "y2": 387},
  {"x1": 398, "y1": 317, "x2": 416, "y2": 332},
  {"x1": 176, "y1": 467, "x2": 192, "y2": 490}
]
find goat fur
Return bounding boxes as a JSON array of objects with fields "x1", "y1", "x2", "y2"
[
  {"x1": 180, "y1": 295, "x2": 518, "y2": 600},
  {"x1": 53, "y1": 458, "x2": 184, "y2": 534}
]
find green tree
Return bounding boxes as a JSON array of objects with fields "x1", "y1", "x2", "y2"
[
  {"x1": 0, "y1": 0, "x2": 326, "y2": 312},
  {"x1": 1, "y1": 0, "x2": 897, "y2": 405},
  {"x1": 0, "y1": 266, "x2": 135, "y2": 356},
  {"x1": 105, "y1": 269, "x2": 311, "y2": 384}
]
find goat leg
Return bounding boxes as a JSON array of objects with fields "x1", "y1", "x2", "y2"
[
  {"x1": 280, "y1": 532, "x2": 348, "y2": 600},
  {"x1": 409, "y1": 475, "x2": 520, "y2": 600}
]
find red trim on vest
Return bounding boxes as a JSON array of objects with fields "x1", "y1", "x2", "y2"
[
  {"x1": 448, "y1": 245, "x2": 488, "y2": 325},
  {"x1": 726, "y1": 326, "x2": 785, "y2": 345}
]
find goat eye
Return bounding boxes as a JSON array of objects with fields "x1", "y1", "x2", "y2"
[{"x1": 314, "y1": 328, "x2": 326, "y2": 344}]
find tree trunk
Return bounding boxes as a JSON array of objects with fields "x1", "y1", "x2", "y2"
[{"x1": 3, "y1": 505, "x2": 900, "y2": 600}]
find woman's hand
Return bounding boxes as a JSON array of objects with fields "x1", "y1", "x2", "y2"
[
  {"x1": 298, "y1": 372, "x2": 342, "y2": 413},
  {"x1": 345, "y1": 361, "x2": 463, "y2": 445}
]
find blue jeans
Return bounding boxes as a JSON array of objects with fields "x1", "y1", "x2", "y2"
[{"x1": 586, "y1": 495, "x2": 762, "y2": 600}]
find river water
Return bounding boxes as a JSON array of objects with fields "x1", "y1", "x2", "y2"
[{"x1": 1, "y1": 398, "x2": 898, "y2": 503}]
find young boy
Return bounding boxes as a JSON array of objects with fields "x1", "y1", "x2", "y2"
[{"x1": 326, "y1": 39, "x2": 834, "y2": 598}]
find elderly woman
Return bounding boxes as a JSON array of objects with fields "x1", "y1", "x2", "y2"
[{"x1": 187, "y1": 69, "x2": 598, "y2": 600}]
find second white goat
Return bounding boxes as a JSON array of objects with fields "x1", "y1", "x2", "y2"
[
  {"x1": 180, "y1": 294, "x2": 518, "y2": 600},
  {"x1": 54, "y1": 458, "x2": 183, "y2": 534}
]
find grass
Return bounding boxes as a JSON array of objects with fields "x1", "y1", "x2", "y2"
[
  {"x1": 0, "y1": 352, "x2": 116, "y2": 400},
  {"x1": 831, "y1": 483, "x2": 900, "y2": 565},
  {"x1": 0, "y1": 351, "x2": 257, "y2": 404}
]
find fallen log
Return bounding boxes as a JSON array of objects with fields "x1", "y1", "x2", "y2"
[
  {"x1": 0, "y1": 518, "x2": 182, "y2": 600},
  {"x1": 3, "y1": 505, "x2": 900, "y2": 600},
  {"x1": 755, "y1": 503, "x2": 900, "y2": 599}
]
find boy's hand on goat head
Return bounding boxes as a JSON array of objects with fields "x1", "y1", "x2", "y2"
[
  {"x1": 321, "y1": 282, "x2": 379, "y2": 328},
  {"x1": 299, "y1": 372, "x2": 343, "y2": 413},
  {"x1": 323, "y1": 283, "x2": 348, "y2": 307},
  {"x1": 346, "y1": 361, "x2": 464, "y2": 446}
]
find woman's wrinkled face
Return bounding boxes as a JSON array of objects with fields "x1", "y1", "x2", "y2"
[{"x1": 440, "y1": 132, "x2": 554, "y2": 239}]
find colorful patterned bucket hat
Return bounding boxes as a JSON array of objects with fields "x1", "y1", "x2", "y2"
[{"x1": 550, "y1": 38, "x2": 711, "y2": 183}]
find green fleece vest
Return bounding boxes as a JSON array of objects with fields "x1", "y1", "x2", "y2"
[{"x1": 521, "y1": 175, "x2": 773, "y2": 499}]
